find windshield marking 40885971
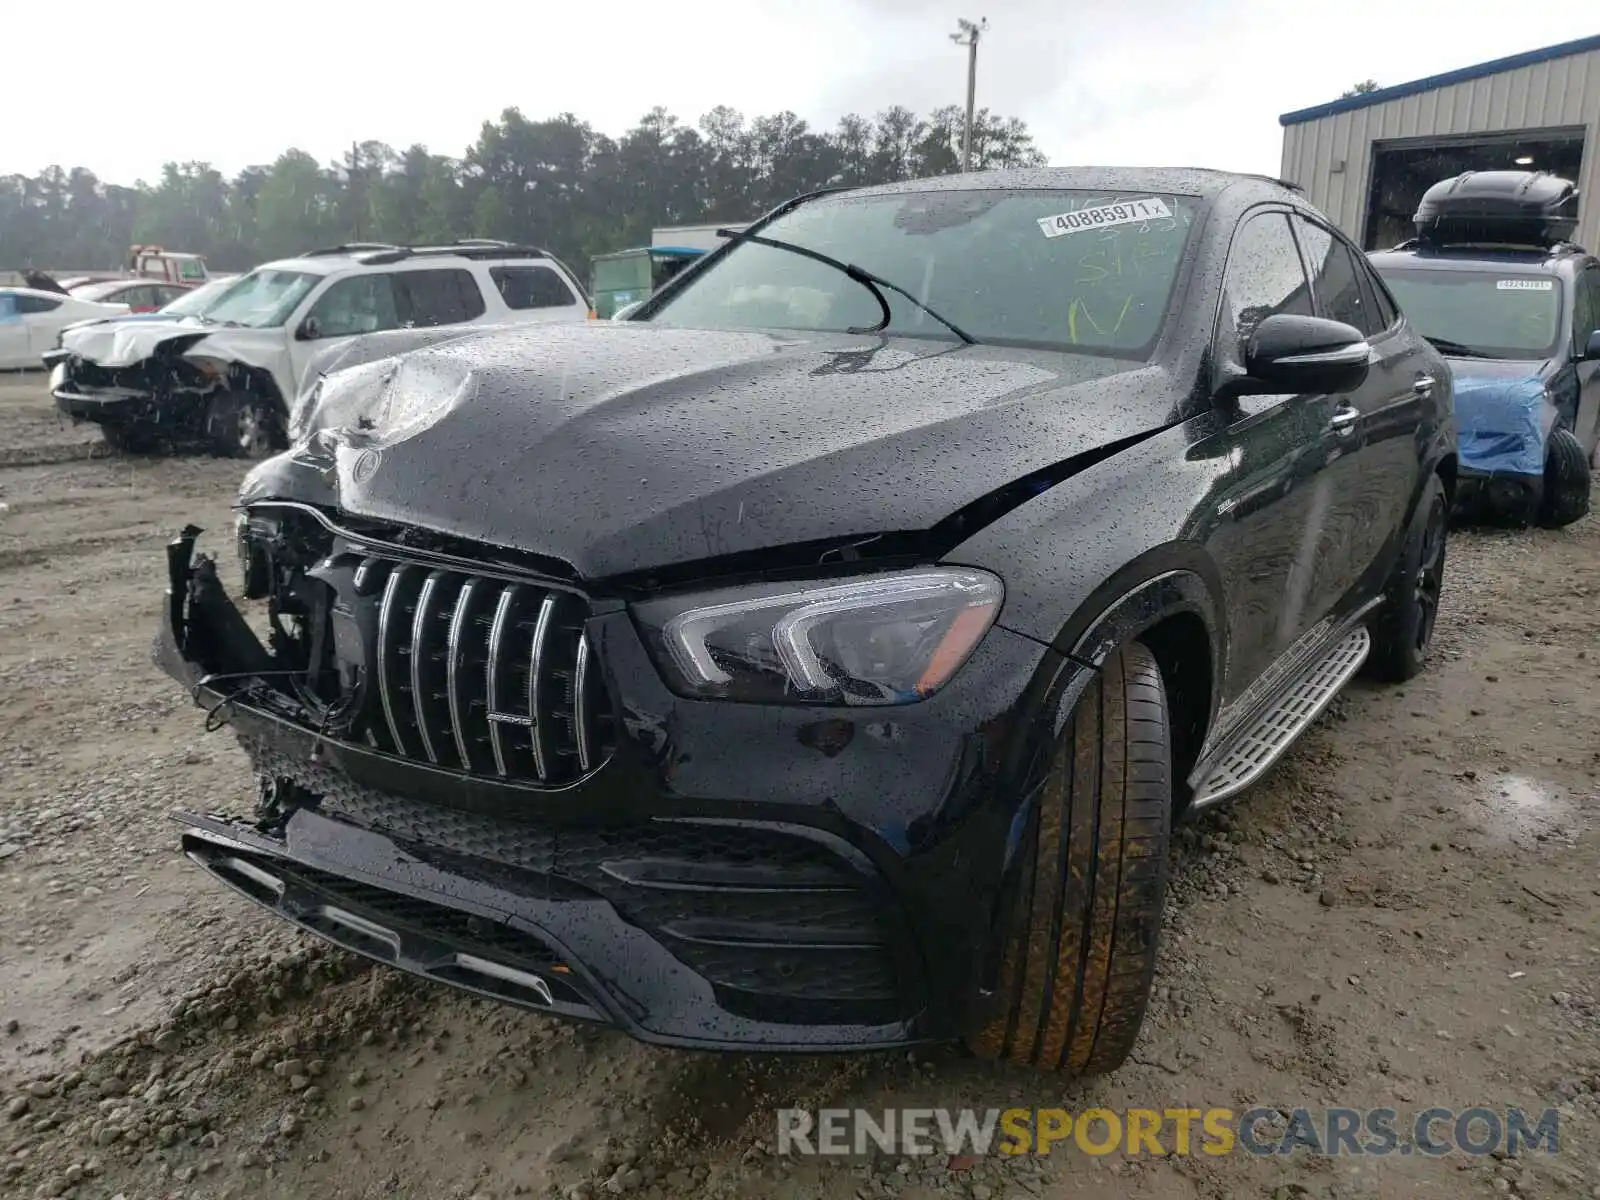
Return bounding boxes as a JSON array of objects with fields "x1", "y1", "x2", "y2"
[{"x1": 1037, "y1": 198, "x2": 1173, "y2": 238}]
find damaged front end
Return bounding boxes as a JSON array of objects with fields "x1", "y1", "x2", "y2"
[
  {"x1": 155, "y1": 509, "x2": 978, "y2": 1050},
  {"x1": 49, "y1": 330, "x2": 287, "y2": 455},
  {"x1": 51, "y1": 333, "x2": 221, "y2": 444}
]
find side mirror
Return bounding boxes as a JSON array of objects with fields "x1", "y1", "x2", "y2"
[
  {"x1": 295, "y1": 316, "x2": 321, "y2": 342},
  {"x1": 1230, "y1": 313, "x2": 1371, "y2": 397},
  {"x1": 1581, "y1": 329, "x2": 1600, "y2": 361}
]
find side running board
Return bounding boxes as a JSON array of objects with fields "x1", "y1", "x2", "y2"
[{"x1": 1189, "y1": 625, "x2": 1371, "y2": 811}]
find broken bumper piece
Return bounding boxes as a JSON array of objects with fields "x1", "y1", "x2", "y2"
[{"x1": 154, "y1": 528, "x2": 937, "y2": 1051}]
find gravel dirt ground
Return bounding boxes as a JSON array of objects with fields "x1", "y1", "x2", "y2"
[{"x1": 1, "y1": 369, "x2": 1596, "y2": 1200}]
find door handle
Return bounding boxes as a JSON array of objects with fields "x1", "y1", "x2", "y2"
[
  {"x1": 1328, "y1": 404, "x2": 1360, "y2": 435},
  {"x1": 1413, "y1": 374, "x2": 1436, "y2": 396}
]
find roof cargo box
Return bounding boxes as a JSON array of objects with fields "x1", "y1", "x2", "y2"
[{"x1": 1413, "y1": 170, "x2": 1580, "y2": 248}]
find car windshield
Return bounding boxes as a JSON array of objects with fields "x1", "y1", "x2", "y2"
[
  {"x1": 646, "y1": 188, "x2": 1202, "y2": 356},
  {"x1": 159, "y1": 277, "x2": 238, "y2": 317},
  {"x1": 1375, "y1": 267, "x2": 1562, "y2": 359},
  {"x1": 68, "y1": 281, "x2": 124, "y2": 301},
  {"x1": 200, "y1": 269, "x2": 320, "y2": 328}
]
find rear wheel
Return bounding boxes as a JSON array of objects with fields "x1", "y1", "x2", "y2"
[
  {"x1": 205, "y1": 390, "x2": 280, "y2": 460},
  {"x1": 1537, "y1": 428, "x2": 1591, "y2": 529},
  {"x1": 1366, "y1": 472, "x2": 1448, "y2": 682},
  {"x1": 967, "y1": 640, "x2": 1171, "y2": 1075}
]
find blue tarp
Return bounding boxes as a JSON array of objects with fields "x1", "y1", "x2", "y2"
[{"x1": 1451, "y1": 369, "x2": 1554, "y2": 478}]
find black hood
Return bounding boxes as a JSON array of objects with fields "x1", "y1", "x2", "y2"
[{"x1": 249, "y1": 321, "x2": 1177, "y2": 580}]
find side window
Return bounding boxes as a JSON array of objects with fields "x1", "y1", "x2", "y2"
[
  {"x1": 1572, "y1": 267, "x2": 1600, "y2": 355},
  {"x1": 16, "y1": 294, "x2": 63, "y2": 315},
  {"x1": 1357, "y1": 258, "x2": 1398, "y2": 331},
  {"x1": 1293, "y1": 218, "x2": 1374, "y2": 334},
  {"x1": 1218, "y1": 211, "x2": 1313, "y2": 354},
  {"x1": 395, "y1": 269, "x2": 486, "y2": 327},
  {"x1": 490, "y1": 265, "x2": 579, "y2": 310},
  {"x1": 306, "y1": 275, "x2": 400, "y2": 338}
]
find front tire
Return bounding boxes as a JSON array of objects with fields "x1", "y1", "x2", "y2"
[
  {"x1": 1537, "y1": 428, "x2": 1591, "y2": 529},
  {"x1": 1365, "y1": 472, "x2": 1448, "y2": 682},
  {"x1": 968, "y1": 640, "x2": 1171, "y2": 1075},
  {"x1": 205, "y1": 390, "x2": 280, "y2": 460}
]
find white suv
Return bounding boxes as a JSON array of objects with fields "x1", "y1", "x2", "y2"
[{"x1": 48, "y1": 240, "x2": 591, "y2": 456}]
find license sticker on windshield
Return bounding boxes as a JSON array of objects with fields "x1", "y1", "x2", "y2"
[
  {"x1": 1038, "y1": 197, "x2": 1173, "y2": 238},
  {"x1": 1496, "y1": 279, "x2": 1554, "y2": 291}
]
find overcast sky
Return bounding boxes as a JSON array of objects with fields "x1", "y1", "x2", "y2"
[{"x1": 7, "y1": 2, "x2": 1594, "y2": 185}]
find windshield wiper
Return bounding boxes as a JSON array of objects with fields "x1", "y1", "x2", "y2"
[
  {"x1": 722, "y1": 229, "x2": 978, "y2": 345},
  {"x1": 1424, "y1": 336, "x2": 1491, "y2": 359}
]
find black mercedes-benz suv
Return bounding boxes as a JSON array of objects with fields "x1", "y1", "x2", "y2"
[{"x1": 157, "y1": 167, "x2": 1455, "y2": 1076}]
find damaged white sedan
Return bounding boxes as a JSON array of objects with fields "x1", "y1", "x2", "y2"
[{"x1": 45, "y1": 240, "x2": 590, "y2": 456}]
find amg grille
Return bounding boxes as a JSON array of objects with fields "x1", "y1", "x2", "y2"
[{"x1": 354, "y1": 556, "x2": 613, "y2": 784}]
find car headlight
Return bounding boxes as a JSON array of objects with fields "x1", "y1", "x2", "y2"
[{"x1": 632, "y1": 566, "x2": 1003, "y2": 706}]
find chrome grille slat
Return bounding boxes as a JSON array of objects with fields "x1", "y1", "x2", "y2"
[
  {"x1": 527, "y1": 594, "x2": 556, "y2": 782},
  {"x1": 446, "y1": 579, "x2": 481, "y2": 771},
  {"x1": 573, "y1": 635, "x2": 594, "y2": 772},
  {"x1": 485, "y1": 583, "x2": 524, "y2": 778},
  {"x1": 356, "y1": 555, "x2": 610, "y2": 785},
  {"x1": 409, "y1": 572, "x2": 446, "y2": 765},
  {"x1": 376, "y1": 566, "x2": 419, "y2": 756}
]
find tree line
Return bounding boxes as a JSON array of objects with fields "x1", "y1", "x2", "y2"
[{"x1": 0, "y1": 104, "x2": 1047, "y2": 277}]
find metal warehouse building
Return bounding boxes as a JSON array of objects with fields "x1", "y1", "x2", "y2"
[{"x1": 1280, "y1": 33, "x2": 1600, "y2": 252}]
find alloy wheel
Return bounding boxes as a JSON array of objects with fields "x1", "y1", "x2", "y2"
[{"x1": 1413, "y1": 495, "x2": 1446, "y2": 653}]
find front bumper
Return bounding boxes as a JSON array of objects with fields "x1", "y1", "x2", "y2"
[
  {"x1": 47, "y1": 355, "x2": 208, "y2": 433},
  {"x1": 156, "y1": 526, "x2": 1075, "y2": 1051},
  {"x1": 1454, "y1": 464, "x2": 1543, "y2": 517}
]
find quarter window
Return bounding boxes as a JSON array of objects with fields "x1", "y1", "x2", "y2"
[
  {"x1": 1219, "y1": 212, "x2": 1313, "y2": 354},
  {"x1": 15, "y1": 294, "x2": 63, "y2": 315},
  {"x1": 490, "y1": 265, "x2": 579, "y2": 310}
]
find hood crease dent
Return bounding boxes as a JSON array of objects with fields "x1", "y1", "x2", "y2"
[{"x1": 252, "y1": 322, "x2": 1177, "y2": 580}]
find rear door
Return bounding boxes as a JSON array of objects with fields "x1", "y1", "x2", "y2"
[
  {"x1": 393, "y1": 268, "x2": 487, "y2": 329},
  {"x1": 19, "y1": 293, "x2": 68, "y2": 358},
  {"x1": 1291, "y1": 214, "x2": 1431, "y2": 618},
  {"x1": 0, "y1": 294, "x2": 25, "y2": 367}
]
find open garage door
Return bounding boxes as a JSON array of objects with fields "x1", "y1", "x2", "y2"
[{"x1": 1363, "y1": 128, "x2": 1587, "y2": 249}]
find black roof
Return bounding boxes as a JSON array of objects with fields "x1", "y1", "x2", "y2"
[{"x1": 823, "y1": 166, "x2": 1302, "y2": 201}]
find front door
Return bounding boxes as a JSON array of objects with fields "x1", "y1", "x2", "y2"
[
  {"x1": 1291, "y1": 216, "x2": 1430, "y2": 617},
  {"x1": 1571, "y1": 263, "x2": 1600, "y2": 457},
  {"x1": 1201, "y1": 208, "x2": 1338, "y2": 705}
]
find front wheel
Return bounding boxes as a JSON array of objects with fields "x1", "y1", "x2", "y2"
[
  {"x1": 967, "y1": 640, "x2": 1171, "y2": 1075},
  {"x1": 205, "y1": 390, "x2": 281, "y2": 460},
  {"x1": 1365, "y1": 472, "x2": 1448, "y2": 682},
  {"x1": 1537, "y1": 428, "x2": 1591, "y2": 529}
]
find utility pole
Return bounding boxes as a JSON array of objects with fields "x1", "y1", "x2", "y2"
[{"x1": 949, "y1": 17, "x2": 988, "y2": 172}]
